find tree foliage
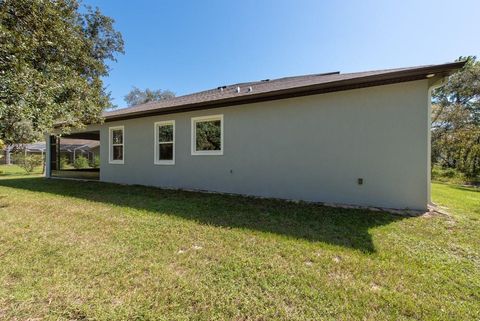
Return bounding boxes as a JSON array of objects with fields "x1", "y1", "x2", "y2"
[
  {"x1": 432, "y1": 56, "x2": 480, "y2": 178},
  {"x1": 195, "y1": 120, "x2": 221, "y2": 151},
  {"x1": 0, "y1": 0, "x2": 124, "y2": 147},
  {"x1": 124, "y1": 87, "x2": 175, "y2": 107}
]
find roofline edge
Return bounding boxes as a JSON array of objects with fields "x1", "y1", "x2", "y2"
[{"x1": 103, "y1": 61, "x2": 465, "y2": 122}]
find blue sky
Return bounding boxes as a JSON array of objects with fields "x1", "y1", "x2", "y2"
[{"x1": 85, "y1": 0, "x2": 480, "y2": 108}]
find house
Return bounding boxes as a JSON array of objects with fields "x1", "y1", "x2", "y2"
[
  {"x1": 1, "y1": 142, "x2": 46, "y2": 165},
  {"x1": 2, "y1": 141, "x2": 99, "y2": 165},
  {"x1": 46, "y1": 62, "x2": 465, "y2": 210}
]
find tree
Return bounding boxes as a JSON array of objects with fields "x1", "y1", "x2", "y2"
[
  {"x1": 124, "y1": 87, "x2": 175, "y2": 107},
  {"x1": 0, "y1": 0, "x2": 124, "y2": 148},
  {"x1": 0, "y1": 139, "x2": 5, "y2": 165},
  {"x1": 431, "y1": 56, "x2": 480, "y2": 178}
]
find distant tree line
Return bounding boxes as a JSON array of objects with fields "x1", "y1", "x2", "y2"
[
  {"x1": 124, "y1": 87, "x2": 175, "y2": 107},
  {"x1": 431, "y1": 56, "x2": 480, "y2": 179}
]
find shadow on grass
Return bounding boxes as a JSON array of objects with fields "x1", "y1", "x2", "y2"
[
  {"x1": 0, "y1": 177, "x2": 408, "y2": 253},
  {"x1": 451, "y1": 185, "x2": 480, "y2": 193},
  {"x1": 434, "y1": 181, "x2": 480, "y2": 193}
]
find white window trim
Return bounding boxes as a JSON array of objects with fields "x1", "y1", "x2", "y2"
[
  {"x1": 109, "y1": 125, "x2": 124, "y2": 164},
  {"x1": 154, "y1": 120, "x2": 175, "y2": 165},
  {"x1": 191, "y1": 114, "x2": 224, "y2": 156}
]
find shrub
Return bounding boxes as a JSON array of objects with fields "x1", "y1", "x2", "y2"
[
  {"x1": 431, "y1": 165, "x2": 467, "y2": 184},
  {"x1": 442, "y1": 168, "x2": 458, "y2": 178},
  {"x1": 90, "y1": 155, "x2": 100, "y2": 168},
  {"x1": 73, "y1": 155, "x2": 89, "y2": 169},
  {"x1": 13, "y1": 152, "x2": 43, "y2": 174},
  {"x1": 59, "y1": 156, "x2": 70, "y2": 169}
]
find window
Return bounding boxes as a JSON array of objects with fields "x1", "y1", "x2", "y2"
[
  {"x1": 191, "y1": 115, "x2": 223, "y2": 155},
  {"x1": 109, "y1": 126, "x2": 124, "y2": 164},
  {"x1": 154, "y1": 121, "x2": 175, "y2": 165}
]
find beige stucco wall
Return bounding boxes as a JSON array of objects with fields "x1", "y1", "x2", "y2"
[{"x1": 50, "y1": 80, "x2": 431, "y2": 210}]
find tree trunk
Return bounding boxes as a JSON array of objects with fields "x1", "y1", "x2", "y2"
[{"x1": 5, "y1": 146, "x2": 11, "y2": 165}]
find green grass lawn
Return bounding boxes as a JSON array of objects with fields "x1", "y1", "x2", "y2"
[
  {"x1": 0, "y1": 167, "x2": 478, "y2": 320},
  {"x1": 0, "y1": 164, "x2": 43, "y2": 177}
]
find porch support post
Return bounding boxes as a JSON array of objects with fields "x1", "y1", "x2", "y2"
[{"x1": 45, "y1": 133, "x2": 51, "y2": 178}]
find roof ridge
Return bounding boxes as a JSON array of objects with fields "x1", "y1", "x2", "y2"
[{"x1": 116, "y1": 71, "x2": 344, "y2": 111}]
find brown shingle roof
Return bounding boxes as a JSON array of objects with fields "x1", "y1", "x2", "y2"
[{"x1": 104, "y1": 62, "x2": 465, "y2": 122}]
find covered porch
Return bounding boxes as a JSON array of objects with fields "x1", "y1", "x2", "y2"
[{"x1": 47, "y1": 131, "x2": 100, "y2": 180}]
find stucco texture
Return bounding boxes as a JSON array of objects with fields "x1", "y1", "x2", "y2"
[{"x1": 64, "y1": 80, "x2": 431, "y2": 210}]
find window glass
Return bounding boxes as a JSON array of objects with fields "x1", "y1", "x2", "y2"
[
  {"x1": 110, "y1": 127, "x2": 124, "y2": 163},
  {"x1": 113, "y1": 145, "x2": 123, "y2": 160},
  {"x1": 158, "y1": 124, "x2": 173, "y2": 142},
  {"x1": 195, "y1": 120, "x2": 221, "y2": 151},
  {"x1": 159, "y1": 143, "x2": 173, "y2": 160},
  {"x1": 156, "y1": 122, "x2": 174, "y2": 164},
  {"x1": 112, "y1": 130, "x2": 123, "y2": 144}
]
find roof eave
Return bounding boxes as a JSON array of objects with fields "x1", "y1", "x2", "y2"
[{"x1": 103, "y1": 61, "x2": 465, "y2": 122}]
